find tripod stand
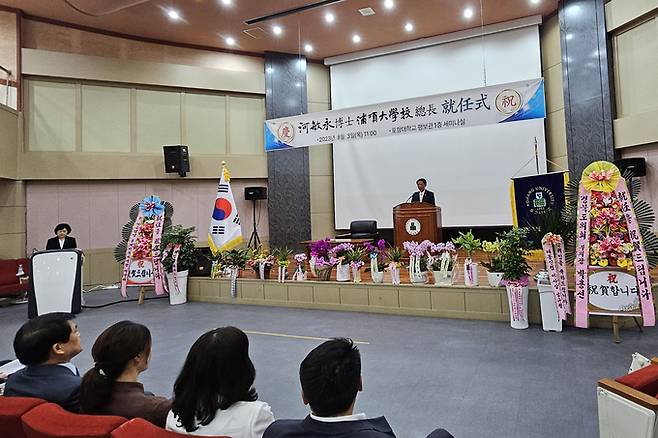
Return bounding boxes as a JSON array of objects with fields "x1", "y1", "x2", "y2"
[{"x1": 247, "y1": 199, "x2": 261, "y2": 249}]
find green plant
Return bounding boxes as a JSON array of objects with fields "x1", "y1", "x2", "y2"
[
  {"x1": 160, "y1": 225, "x2": 198, "y2": 273},
  {"x1": 221, "y1": 248, "x2": 250, "y2": 269},
  {"x1": 387, "y1": 246, "x2": 404, "y2": 263},
  {"x1": 480, "y1": 240, "x2": 504, "y2": 272},
  {"x1": 498, "y1": 228, "x2": 532, "y2": 282},
  {"x1": 523, "y1": 209, "x2": 576, "y2": 251},
  {"x1": 272, "y1": 247, "x2": 294, "y2": 267},
  {"x1": 345, "y1": 246, "x2": 367, "y2": 264},
  {"x1": 452, "y1": 230, "x2": 482, "y2": 259}
]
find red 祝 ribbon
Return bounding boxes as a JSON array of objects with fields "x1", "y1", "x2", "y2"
[
  {"x1": 161, "y1": 243, "x2": 182, "y2": 294},
  {"x1": 151, "y1": 213, "x2": 166, "y2": 295}
]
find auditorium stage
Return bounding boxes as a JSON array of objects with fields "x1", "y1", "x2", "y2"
[{"x1": 189, "y1": 277, "x2": 548, "y2": 324}]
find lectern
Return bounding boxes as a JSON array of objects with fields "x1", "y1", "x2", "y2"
[{"x1": 393, "y1": 203, "x2": 443, "y2": 246}]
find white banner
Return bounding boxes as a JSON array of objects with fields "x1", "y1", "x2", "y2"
[{"x1": 265, "y1": 78, "x2": 545, "y2": 151}]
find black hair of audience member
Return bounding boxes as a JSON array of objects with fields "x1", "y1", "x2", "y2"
[
  {"x1": 171, "y1": 326, "x2": 258, "y2": 432},
  {"x1": 416, "y1": 178, "x2": 427, "y2": 185},
  {"x1": 299, "y1": 337, "x2": 361, "y2": 417},
  {"x1": 80, "y1": 321, "x2": 151, "y2": 413},
  {"x1": 13, "y1": 312, "x2": 76, "y2": 366},
  {"x1": 54, "y1": 223, "x2": 72, "y2": 234}
]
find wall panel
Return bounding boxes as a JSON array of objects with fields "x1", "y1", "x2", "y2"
[
  {"x1": 27, "y1": 81, "x2": 76, "y2": 151},
  {"x1": 82, "y1": 85, "x2": 131, "y2": 152},
  {"x1": 136, "y1": 89, "x2": 181, "y2": 153},
  {"x1": 184, "y1": 93, "x2": 227, "y2": 155}
]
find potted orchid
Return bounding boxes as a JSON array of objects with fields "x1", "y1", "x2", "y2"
[
  {"x1": 221, "y1": 248, "x2": 250, "y2": 298},
  {"x1": 292, "y1": 253, "x2": 307, "y2": 281},
  {"x1": 499, "y1": 228, "x2": 532, "y2": 329},
  {"x1": 403, "y1": 240, "x2": 433, "y2": 284},
  {"x1": 365, "y1": 239, "x2": 388, "y2": 283},
  {"x1": 429, "y1": 242, "x2": 457, "y2": 286},
  {"x1": 481, "y1": 239, "x2": 504, "y2": 287},
  {"x1": 309, "y1": 238, "x2": 336, "y2": 281},
  {"x1": 273, "y1": 247, "x2": 293, "y2": 283},
  {"x1": 345, "y1": 246, "x2": 367, "y2": 283},
  {"x1": 453, "y1": 230, "x2": 481, "y2": 287},
  {"x1": 386, "y1": 246, "x2": 404, "y2": 285},
  {"x1": 331, "y1": 242, "x2": 354, "y2": 282},
  {"x1": 247, "y1": 247, "x2": 274, "y2": 280}
]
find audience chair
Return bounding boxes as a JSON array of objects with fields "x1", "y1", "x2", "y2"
[
  {"x1": 21, "y1": 403, "x2": 127, "y2": 438},
  {"x1": 598, "y1": 358, "x2": 658, "y2": 438},
  {"x1": 0, "y1": 396, "x2": 46, "y2": 438},
  {"x1": 336, "y1": 220, "x2": 379, "y2": 240},
  {"x1": 110, "y1": 417, "x2": 231, "y2": 438}
]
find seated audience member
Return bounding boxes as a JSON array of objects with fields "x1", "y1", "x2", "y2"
[
  {"x1": 166, "y1": 326, "x2": 274, "y2": 437},
  {"x1": 264, "y1": 338, "x2": 453, "y2": 438},
  {"x1": 80, "y1": 321, "x2": 171, "y2": 427},
  {"x1": 4, "y1": 313, "x2": 83, "y2": 412}
]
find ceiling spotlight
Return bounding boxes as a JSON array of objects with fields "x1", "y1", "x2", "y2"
[
  {"x1": 221, "y1": 0, "x2": 231, "y2": 5},
  {"x1": 384, "y1": 0, "x2": 395, "y2": 9},
  {"x1": 463, "y1": 7, "x2": 474, "y2": 19},
  {"x1": 304, "y1": 43, "x2": 313, "y2": 53},
  {"x1": 530, "y1": 0, "x2": 541, "y2": 4},
  {"x1": 352, "y1": 34, "x2": 361, "y2": 43},
  {"x1": 225, "y1": 36, "x2": 235, "y2": 46},
  {"x1": 272, "y1": 25, "x2": 282, "y2": 35},
  {"x1": 167, "y1": 9, "x2": 181, "y2": 20},
  {"x1": 404, "y1": 22, "x2": 414, "y2": 32},
  {"x1": 325, "y1": 12, "x2": 335, "y2": 23}
]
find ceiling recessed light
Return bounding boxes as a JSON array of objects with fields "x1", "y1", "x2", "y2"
[
  {"x1": 325, "y1": 12, "x2": 335, "y2": 23},
  {"x1": 463, "y1": 7, "x2": 474, "y2": 19},
  {"x1": 221, "y1": 0, "x2": 231, "y2": 5},
  {"x1": 167, "y1": 9, "x2": 181, "y2": 20},
  {"x1": 404, "y1": 22, "x2": 414, "y2": 32},
  {"x1": 530, "y1": 0, "x2": 540, "y2": 4},
  {"x1": 352, "y1": 34, "x2": 361, "y2": 43},
  {"x1": 384, "y1": 0, "x2": 395, "y2": 9},
  {"x1": 272, "y1": 25, "x2": 282, "y2": 35},
  {"x1": 225, "y1": 36, "x2": 235, "y2": 46},
  {"x1": 304, "y1": 43, "x2": 313, "y2": 53}
]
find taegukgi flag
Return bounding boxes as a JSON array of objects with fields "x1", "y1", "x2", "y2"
[{"x1": 208, "y1": 163, "x2": 243, "y2": 254}]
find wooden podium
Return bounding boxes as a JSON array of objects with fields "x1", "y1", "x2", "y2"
[{"x1": 393, "y1": 202, "x2": 443, "y2": 246}]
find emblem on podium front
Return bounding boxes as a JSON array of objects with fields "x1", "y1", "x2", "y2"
[{"x1": 405, "y1": 218, "x2": 421, "y2": 236}]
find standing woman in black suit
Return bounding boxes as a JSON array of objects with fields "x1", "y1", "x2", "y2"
[{"x1": 46, "y1": 223, "x2": 77, "y2": 250}]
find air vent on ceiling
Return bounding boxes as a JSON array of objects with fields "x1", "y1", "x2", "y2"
[
  {"x1": 358, "y1": 7, "x2": 376, "y2": 16},
  {"x1": 243, "y1": 27, "x2": 267, "y2": 39}
]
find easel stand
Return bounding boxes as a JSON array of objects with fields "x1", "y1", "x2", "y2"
[
  {"x1": 138, "y1": 286, "x2": 146, "y2": 305},
  {"x1": 611, "y1": 316, "x2": 643, "y2": 343},
  {"x1": 247, "y1": 199, "x2": 261, "y2": 249}
]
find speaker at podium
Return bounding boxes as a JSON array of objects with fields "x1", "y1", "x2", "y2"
[{"x1": 393, "y1": 203, "x2": 443, "y2": 247}]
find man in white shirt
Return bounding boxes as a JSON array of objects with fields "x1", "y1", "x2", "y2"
[
  {"x1": 410, "y1": 178, "x2": 436, "y2": 206},
  {"x1": 263, "y1": 338, "x2": 452, "y2": 438}
]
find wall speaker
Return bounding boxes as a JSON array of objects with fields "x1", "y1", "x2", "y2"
[
  {"x1": 163, "y1": 145, "x2": 190, "y2": 177},
  {"x1": 245, "y1": 186, "x2": 267, "y2": 201},
  {"x1": 614, "y1": 157, "x2": 646, "y2": 178}
]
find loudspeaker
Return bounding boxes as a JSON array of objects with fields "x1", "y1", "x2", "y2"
[
  {"x1": 163, "y1": 145, "x2": 190, "y2": 177},
  {"x1": 245, "y1": 186, "x2": 267, "y2": 201},
  {"x1": 615, "y1": 157, "x2": 646, "y2": 177}
]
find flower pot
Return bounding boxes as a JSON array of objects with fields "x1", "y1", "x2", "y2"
[
  {"x1": 433, "y1": 270, "x2": 453, "y2": 286},
  {"x1": 487, "y1": 272, "x2": 504, "y2": 287},
  {"x1": 351, "y1": 266, "x2": 362, "y2": 283},
  {"x1": 506, "y1": 285, "x2": 529, "y2": 329},
  {"x1": 167, "y1": 270, "x2": 188, "y2": 305},
  {"x1": 464, "y1": 261, "x2": 479, "y2": 287},
  {"x1": 410, "y1": 271, "x2": 428, "y2": 284},
  {"x1": 390, "y1": 266, "x2": 401, "y2": 285},
  {"x1": 537, "y1": 272, "x2": 562, "y2": 332},
  {"x1": 371, "y1": 271, "x2": 384, "y2": 283},
  {"x1": 309, "y1": 257, "x2": 317, "y2": 277},
  {"x1": 277, "y1": 267, "x2": 288, "y2": 283},
  {"x1": 315, "y1": 266, "x2": 333, "y2": 281},
  {"x1": 336, "y1": 263, "x2": 350, "y2": 282},
  {"x1": 253, "y1": 263, "x2": 272, "y2": 280}
]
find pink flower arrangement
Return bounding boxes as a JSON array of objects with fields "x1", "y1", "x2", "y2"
[
  {"x1": 402, "y1": 240, "x2": 433, "y2": 257},
  {"x1": 588, "y1": 190, "x2": 634, "y2": 269}
]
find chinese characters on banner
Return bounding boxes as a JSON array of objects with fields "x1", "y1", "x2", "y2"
[{"x1": 265, "y1": 79, "x2": 546, "y2": 150}]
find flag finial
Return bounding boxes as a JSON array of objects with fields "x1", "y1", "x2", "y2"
[{"x1": 221, "y1": 160, "x2": 226, "y2": 166}]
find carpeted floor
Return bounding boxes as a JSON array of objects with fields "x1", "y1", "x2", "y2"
[{"x1": 1, "y1": 288, "x2": 657, "y2": 438}]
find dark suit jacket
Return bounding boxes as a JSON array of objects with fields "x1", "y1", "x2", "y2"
[
  {"x1": 46, "y1": 236, "x2": 77, "y2": 250},
  {"x1": 264, "y1": 415, "x2": 396, "y2": 438},
  {"x1": 4, "y1": 364, "x2": 81, "y2": 412},
  {"x1": 411, "y1": 190, "x2": 436, "y2": 206}
]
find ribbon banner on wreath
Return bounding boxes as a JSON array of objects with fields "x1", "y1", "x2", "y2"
[
  {"x1": 541, "y1": 233, "x2": 571, "y2": 321},
  {"x1": 574, "y1": 161, "x2": 654, "y2": 328},
  {"x1": 121, "y1": 196, "x2": 167, "y2": 297}
]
